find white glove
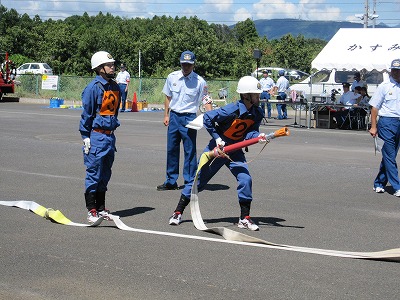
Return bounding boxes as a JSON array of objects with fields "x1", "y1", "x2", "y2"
[
  {"x1": 83, "y1": 138, "x2": 91, "y2": 154},
  {"x1": 215, "y1": 137, "x2": 225, "y2": 148},
  {"x1": 258, "y1": 133, "x2": 267, "y2": 144},
  {"x1": 202, "y1": 94, "x2": 213, "y2": 105}
]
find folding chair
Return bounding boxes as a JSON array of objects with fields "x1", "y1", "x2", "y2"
[
  {"x1": 340, "y1": 109, "x2": 352, "y2": 129},
  {"x1": 352, "y1": 109, "x2": 365, "y2": 130}
]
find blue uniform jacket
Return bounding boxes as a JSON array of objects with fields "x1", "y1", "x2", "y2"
[
  {"x1": 79, "y1": 75, "x2": 121, "y2": 139},
  {"x1": 203, "y1": 100, "x2": 263, "y2": 146}
]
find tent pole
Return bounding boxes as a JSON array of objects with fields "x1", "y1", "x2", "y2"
[{"x1": 307, "y1": 74, "x2": 313, "y2": 128}]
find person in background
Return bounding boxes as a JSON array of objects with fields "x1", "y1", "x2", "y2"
[
  {"x1": 353, "y1": 86, "x2": 363, "y2": 103},
  {"x1": 79, "y1": 51, "x2": 121, "y2": 223},
  {"x1": 116, "y1": 63, "x2": 130, "y2": 112},
  {"x1": 358, "y1": 86, "x2": 370, "y2": 106},
  {"x1": 259, "y1": 70, "x2": 275, "y2": 119},
  {"x1": 369, "y1": 58, "x2": 400, "y2": 196},
  {"x1": 168, "y1": 76, "x2": 266, "y2": 231},
  {"x1": 157, "y1": 50, "x2": 212, "y2": 191},
  {"x1": 271, "y1": 69, "x2": 289, "y2": 119},
  {"x1": 334, "y1": 82, "x2": 360, "y2": 129},
  {"x1": 351, "y1": 71, "x2": 367, "y2": 92},
  {"x1": 352, "y1": 86, "x2": 369, "y2": 128}
]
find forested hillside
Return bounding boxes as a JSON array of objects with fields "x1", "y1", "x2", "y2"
[{"x1": 0, "y1": 5, "x2": 326, "y2": 79}]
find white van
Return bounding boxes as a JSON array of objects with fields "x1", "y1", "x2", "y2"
[
  {"x1": 290, "y1": 69, "x2": 389, "y2": 100},
  {"x1": 16, "y1": 63, "x2": 53, "y2": 75}
]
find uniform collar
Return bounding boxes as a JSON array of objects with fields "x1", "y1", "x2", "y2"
[
  {"x1": 180, "y1": 70, "x2": 193, "y2": 80},
  {"x1": 96, "y1": 75, "x2": 111, "y2": 85},
  {"x1": 389, "y1": 76, "x2": 400, "y2": 86},
  {"x1": 238, "y1": 100, "x2": 253, "y2": 114}
]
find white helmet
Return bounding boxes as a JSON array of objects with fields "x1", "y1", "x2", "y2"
[
  {"x1": 91, "y1": 51, "x2": 115, "y2": 69},
  {"x1": 236, "y1": 76, "x2": 262, "y2": 94}
]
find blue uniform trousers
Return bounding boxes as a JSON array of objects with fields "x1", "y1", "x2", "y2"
[
  {"x1": 83, "y1": 131, "x2": 116, "y2": 193},
  {"x1": 374, "y1": 116, "x2": 400, "y2": 191},
  {"x1": 118, "y1": 83, "x2": 128, "y2": 111},
  {"x1": 276, "y1": 92, "x2": 287, "y2": 119},
  {"x1": 260, "y1": 91, "x2": 271, "y2": 118},
  {"x1": 165, "y1": 111, "x2": 197, "y2": 186},
  {"x1": 182, "y1": 146, "x2": 253, "y2": 203}
]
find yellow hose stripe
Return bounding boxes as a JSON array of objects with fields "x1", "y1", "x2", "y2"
[
  {"x1": 32, "y1": 205, "x2": 48, "y2": 218},
  {"x1": 47, "y1": 209, "x2": 72, "y2": 225}
]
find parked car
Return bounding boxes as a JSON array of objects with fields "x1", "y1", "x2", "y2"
[
  {"x1": 289, "y1": 69, "x2": 388, "y2": 100},
  {"x1": 16, "y1": 63, "x2": 53, "y2": 75},
  {"x1": 286, "y1": 69, "x2": 309, "y2": 80},
  {"x1": 252, "y1": 67, "x2": 309, "y2": 81}
]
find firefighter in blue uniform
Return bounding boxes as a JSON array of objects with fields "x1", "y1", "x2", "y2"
[
  {"x1": 79, "y1": 51, "x2": 121, "y2": 223},
  {"x1": 168, "y1": 76, "x2": 266, "y2": 231}
]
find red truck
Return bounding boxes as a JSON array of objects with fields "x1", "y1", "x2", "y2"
[{"x1": 0, "y1": 52, "x2": 16, "y2": 101}]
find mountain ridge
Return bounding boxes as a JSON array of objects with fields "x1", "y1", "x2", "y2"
[{"x1": 252, "y1": 18, "x2": 399, "y2": 41}]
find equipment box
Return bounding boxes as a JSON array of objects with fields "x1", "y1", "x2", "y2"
[
  {"x1": 316, "y1": 114, "x2": 335, "y2": 129},
  {"x1": 137, "y1": 101, "x2": 148, "y2": 111},
  {"x1": 49, "y1": 98, "x2": 64, "y2": 108}
]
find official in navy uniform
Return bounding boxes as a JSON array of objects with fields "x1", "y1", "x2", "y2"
[
  {"x1": 272, "y1": 70, "x2": 289, "y2": 119},
  {"x1": 115, "y1": 63, "x2": 130, "y2": 112},
  {"x1": 259, "y1": 70, "x2": 275, "y2": 119},
  {"x1": 157, "y1": 50, "x2": 211, "y2": 191},
  {"x1": 369, "y1": 58, "x2": 400, "y2": 196}
]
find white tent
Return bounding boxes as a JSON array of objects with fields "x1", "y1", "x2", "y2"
[{"x1": 311, "y1": 28, "x2": 400, "y2": 71}]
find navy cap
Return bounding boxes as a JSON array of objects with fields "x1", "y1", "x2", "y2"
[
  {"x1": 180, "y1": 51, "x2": 196, "y2": 64},
  {"x1": 390, "y1": 59, "x2": 400, "y2": 69}
]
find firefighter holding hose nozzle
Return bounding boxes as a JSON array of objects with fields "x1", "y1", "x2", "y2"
[{"x1": 168, "y1": 76, "x2": 268, "y2": 231}]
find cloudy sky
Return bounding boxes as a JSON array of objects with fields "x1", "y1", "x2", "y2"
[{"x1": 3, "y1": 0, "x2": 400, "y2": 26}]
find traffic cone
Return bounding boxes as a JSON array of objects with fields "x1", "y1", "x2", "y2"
[{"x1": 131, "y1": 92, "x2": 138, "y2": 112}]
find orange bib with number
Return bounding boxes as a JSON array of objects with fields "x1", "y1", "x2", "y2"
[
  {"x1": 100, "y1": 90, "x2": 120, "y2": 116},
  {"x1": 223, "y1": 119, "x2": 255, "y2": 140}
]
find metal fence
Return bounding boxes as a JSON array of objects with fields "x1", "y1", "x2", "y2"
[{"x1": 13, "y1": 74, "x2": 239, "y2": 105}]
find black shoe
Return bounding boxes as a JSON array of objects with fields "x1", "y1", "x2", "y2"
[{"x1": 157, "y1": 183, "x2": 179, "y2": 191}]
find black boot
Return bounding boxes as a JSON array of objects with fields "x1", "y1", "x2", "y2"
[
  {"x1": 175, "y1": 194, "x2": 190, "y2": 214},
  {"x1": 239, "y1": 201, "x2": 251, "y2": 219},
  {"x1": 84, "y1": 192, "x2": 96, "y2": 211},
  {"x1": 96, "y1": 191, "x2": 106, "y2": 211}
]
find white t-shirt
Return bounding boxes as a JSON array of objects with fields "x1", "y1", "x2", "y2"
[{"x1": 116, "y1": 70, "x2": 131, "y2": 85}]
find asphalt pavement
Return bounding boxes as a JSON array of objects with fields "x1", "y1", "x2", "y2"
[{"x1": 0, "y1": 102, "x2": 399, "y2": 300}]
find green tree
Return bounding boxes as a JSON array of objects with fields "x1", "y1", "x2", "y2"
[
  {"x1": 0, "y1": 5, "x2": 325, "y2": 79},
  {"x1": 232, "y1": 19, "x2": 259, "y2": 45},
  {"x1": 273, "y1": 34, "x2": 324, "y2": 73}
]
